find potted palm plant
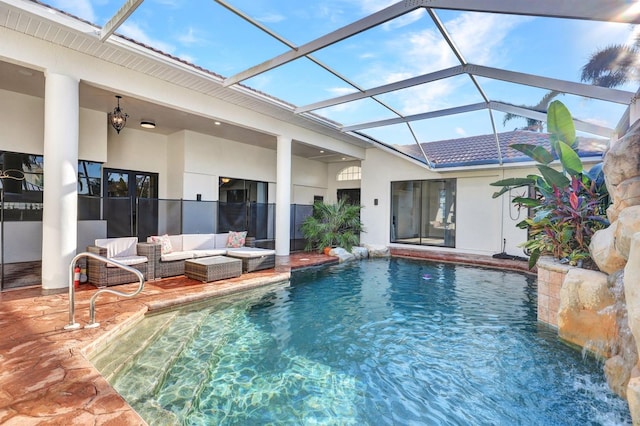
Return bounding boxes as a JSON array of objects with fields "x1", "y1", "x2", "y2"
[{"x1": 301, "y1": 198, "x2": 364, "y2": 253}]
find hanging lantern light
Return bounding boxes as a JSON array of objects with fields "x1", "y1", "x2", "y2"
[{"x1": 108, "y1": 95, "x2": 128, "y2": 134}]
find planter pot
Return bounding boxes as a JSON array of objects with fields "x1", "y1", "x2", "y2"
[{"x1": 323, "y1": 247, "x2": 332, "y2": 255}]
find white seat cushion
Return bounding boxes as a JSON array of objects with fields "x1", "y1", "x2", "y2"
[
  {"x1": 106, "y1": 255, "x2": 148, "y2": 267},
  {"x1": 191, "y1": 249, "x2": 227, "y2": 258},
  {"x1": 225, "y1": 247, "x2": 276, "y2": 259},
  {"x1": 95, "y1": 237, "x2": 138, "y2": 258},
  {"x1": 169, "y1": 235, "x2": 183, "y2": 252},
  {"x1": 214, "y1": 233, "x2": 229, "y2": 249},
  {"x1": 183, "y1": 234, "x2": 215, "y2": 251},
  {"x1": 160, "y1": 251, "x2": 194, "y2": 262}
]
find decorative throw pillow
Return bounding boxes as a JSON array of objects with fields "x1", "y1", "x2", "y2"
[
  {"x1": 150, "y1": 234, "x2": 173, "y2": 255},
  {"x1": 226, "y1": 231, "x2": 247, "y2": 248}
]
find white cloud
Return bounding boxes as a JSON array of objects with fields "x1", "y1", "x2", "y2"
[
  {"x1": 435, "y1": 13, "x2": 530, "y2": 67},
  {"x1": 257, "y1": 13, "x2": 286, "y2": 24},
  {"x1": 153, "y1": 0, "x2": 183, "y2": 6},
  {"x1": 376, "y1": 12, "x2": 530, "y2": 115},
  {"x1": 120, "y1": 22, "x2": 176, "y2": 54},
  {"x1": 357, "y1": 0, "x2": 396, "y2": 14},
  {"x1": 359, "y1": 52, "x2": 376, "y2": 60},
  {"x1": 381, "y1": 8, "x2": 425, "y2": 30},
  {"x1": 455, "y1": 127, "x2": 467, "y2": 136},
  {"x1": 327, "y1": 87, "x2": 358, "y2": 96},
  {"x1": 48, "y1": 0, "x2": 95, "y2": 23},
  {"x1": 177, "y1": 27, "x2": 207, "y2": 46}
]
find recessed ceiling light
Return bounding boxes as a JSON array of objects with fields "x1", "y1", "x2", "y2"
[
  {"x1": 18, "y1": 69, "x2": 33, "y2": 76},
  {"x1": 320, "y1": 150, "x2": 325, "y2": 153},
  {"x1": 341, "y1": 157, "x2": 347, "y2": 160},
  {"x1": 214, "y1": 121, "x2": 221, "y2": 126},
  {"x1": 140, "y1": 119, "x2": 156, "y2": 129}
]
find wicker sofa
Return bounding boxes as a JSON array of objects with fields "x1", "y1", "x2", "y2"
[
  {"x1": 147, "y1": 232, "x2": 277, "y2": 278},
  {"x1": 147, "y1": 233, "x2": 229, "y2": 279},
  {"x1": 86, "y1": 237, "x2": 155, "y2": 287}
]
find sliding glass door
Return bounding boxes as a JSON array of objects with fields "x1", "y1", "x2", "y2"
[{"x1": 391, "y1": 179, "x2": 456, "y2": 247}]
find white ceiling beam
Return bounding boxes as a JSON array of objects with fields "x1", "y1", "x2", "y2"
[
  {"x1": 222, "y1": 1, "x2": 420, "y2": 87},
  {"x1": 100, "y1": 0, "x2": 144, "y2": 41},
  {"x1": 423, "y1": 0, "x2": 640, "y2": 23},
  {"x1": 489, "y1": 101, "x2": 615, "y2": 138},
  {"x1": 468, "y1": 64, "x2": 636, "y2": 105},
  {"x1": 295, "y1": 66, "x2": 464, "y2": 113},
  {"x1": 341, "y1": 103, "x2": 487, "y2": 132}
]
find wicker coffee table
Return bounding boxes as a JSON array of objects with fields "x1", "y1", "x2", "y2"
[{"x1": 184, "y1": 256, "x2": 242, "y2": 282}]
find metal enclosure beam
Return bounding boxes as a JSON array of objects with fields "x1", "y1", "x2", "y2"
[
  {"x1": 341, "y1": 103, "x2": 487, "y2": 132},
  {"x1": 468, "y1": 64, "x2": 635, "y2": 105},
  {"x1": 423, "y1": 0, "x2": 640, "y2": 23},
  {"x1": 222, "y1": 1, "x2": 421, "y2": 86},
  {"x1": 296, "y1": 66, "x2": 464, "y2": 113},
  {"x1": 489, "y1": 102, "x2": 615, "y2": 138},
  {"x1": 100, "y1": 0, "x2": 145, "y2": 41}
]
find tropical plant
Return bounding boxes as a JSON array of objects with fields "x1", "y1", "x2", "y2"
[
  {"x1": 490, "y1": 100, "x2": 610, "y2": 269},
  {"x1": 301, "y1": 198, "x2": 364, "y2": 253}
]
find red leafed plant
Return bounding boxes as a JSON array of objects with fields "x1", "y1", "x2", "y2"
[{"x1": 490, "y1": 101, "x2": 610, "y2": 269}]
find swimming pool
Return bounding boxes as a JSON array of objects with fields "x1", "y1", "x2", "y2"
[{"x1": 93, "y1": 258, "x2": 631, "y2": 425}]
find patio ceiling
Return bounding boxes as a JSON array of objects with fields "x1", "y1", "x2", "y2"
[{"x1": 2, "y1": 0, "x2": 640, "y2": 166}]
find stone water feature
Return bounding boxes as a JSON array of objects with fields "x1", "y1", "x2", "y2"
[{"x1": 553, "y1": 119, "x2": 640, "y2": 422}]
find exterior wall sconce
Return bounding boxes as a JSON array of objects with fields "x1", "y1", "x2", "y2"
[{"x1": 108, "y1": 95, "x2": 128, "y2": 134}]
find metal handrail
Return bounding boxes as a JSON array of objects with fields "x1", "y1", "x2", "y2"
[{"x1": 64, "y1": 252, "x2": 145, "y2": 330}]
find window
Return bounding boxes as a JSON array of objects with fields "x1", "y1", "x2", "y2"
[
  {"x1": 337, "y1": 166, "x2": 361, "y2": 181},
  {"x1": 0, "y1": 152, "x2": 44, "y2": 221},
  {"x1": 390, "y1": 179, "x2": 456, "y2": 247},
  {"x1": 78, "y1": 161, "x2": 101, "y2": 196},
  {"x1": 78, "y1": 160, "x2": 103, "y2": 220}
]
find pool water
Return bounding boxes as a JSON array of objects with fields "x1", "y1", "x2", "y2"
[{"x1": 94, "y1": 258, "x2": 631, "y2": 425}]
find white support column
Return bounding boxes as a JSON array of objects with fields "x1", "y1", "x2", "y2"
[
  {"x1": 275, "y1": 136, "x2": 292, "y2": 256},
  {"x1": 41, "y1": 72, "x2": 79, "y2": 290}
]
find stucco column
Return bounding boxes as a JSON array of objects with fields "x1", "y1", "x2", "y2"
[
  {"x1": 275, "y1": 136, "x2": 291, "y2": 256},
  {"x1": 41, "y1": 72, "x2": 79, "y2": 290}
]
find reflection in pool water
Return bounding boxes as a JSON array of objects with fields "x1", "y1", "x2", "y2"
[{"x1": 93, "y1": 258, "x2": 631, "y2": 425}]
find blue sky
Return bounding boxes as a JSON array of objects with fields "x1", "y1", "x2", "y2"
[{"x1": 47, "y1": 0, "x2": 638, "y2": 145}]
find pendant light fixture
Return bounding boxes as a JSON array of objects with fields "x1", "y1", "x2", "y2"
[{"x1": 108, "y1": 95, "x2": 128, "y2": 134}]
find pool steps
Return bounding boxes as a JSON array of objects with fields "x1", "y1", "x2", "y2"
[{"x1": 91, "y1": 311, "x2": 179, "y2": 382}]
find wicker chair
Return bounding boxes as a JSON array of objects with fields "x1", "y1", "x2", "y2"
[{"x1": 86, "y1": 237, "x2": 155, "y2": 287}]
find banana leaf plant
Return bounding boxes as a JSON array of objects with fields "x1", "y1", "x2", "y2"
[{"x1": 490, "y1": 100, "x2": 609, "y2": 269}]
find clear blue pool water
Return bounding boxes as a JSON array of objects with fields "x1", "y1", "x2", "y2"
[{"x1": 101, "y1": 258, "x2": 631, "y2": 425}]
